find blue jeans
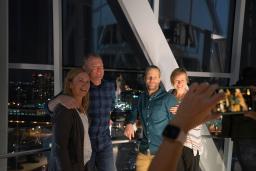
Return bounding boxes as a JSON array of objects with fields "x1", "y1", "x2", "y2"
[{"x1": 88, "y1": 142, "x2": 115, "y2": 171}]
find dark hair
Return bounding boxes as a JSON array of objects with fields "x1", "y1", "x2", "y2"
[
  {"x1": 144, "y1": 65, "x2": 161, "y2": 77},
  {"x1": 170, "y1": 68, "x2": 189, "y2": 85}
]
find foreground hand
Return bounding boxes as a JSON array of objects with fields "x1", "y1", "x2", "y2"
[
  {"x1": 171, "y1": 83, "x2": 225, "y2": 133},
  {"x1": 124, "y1": 124, "x2": 135, "y2": 140}
]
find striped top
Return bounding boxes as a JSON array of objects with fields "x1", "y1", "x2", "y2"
[
  {"x1": 169, "y1": 89, "x2": 203, "y2": 156},
  {"x1": 184, "y1": 125, "x2": 203, "y2": 156}
]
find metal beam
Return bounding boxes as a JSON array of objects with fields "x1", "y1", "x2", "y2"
[
  {"x1": 152, "y1": 0, "x2": 159, "y2": 21},
  {"x1": 187, "y1": 71, "x2": 231, "y2": 78},
  {"x1": 0, "y1": 0, "x2": 8, "y2": 169},
  {"x1": 114, "y1": 0, "x2": 179, "y2": 90},
  {"x1": 9, "y1": 63, "x2": 54, "y2": 70},
  {"x1": 53, "y1": 0, "x2": 63, "y2": 95},
  {"x1": 230, "y1": 0, "x2": 246, "y2": 85}
]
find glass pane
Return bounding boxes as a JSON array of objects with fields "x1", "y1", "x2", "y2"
[
  {"x1": 7, "y1": 151, "x2": 50, "y2": 170},
  {"x1": 62, "y1": 0, "x2": 149, "y2": 70},
  {"x1": 240, "y1": 0, "x2": 256, "y2": 70},
  {"x1": 8, "y1": 69, "x2": 53, "y2": 156},
  {"x1": 189, "y1": 76, "x2": 229, "y2": 86},
  {"x1": 62, "y1": 0, "x2": 92, "y2": 67},
  {"x1": 159, "y1": 0, "x2": 235, "y2": 72},
  {"x1": 9, "y1": 0, "x2": 53, "y2": 64}
]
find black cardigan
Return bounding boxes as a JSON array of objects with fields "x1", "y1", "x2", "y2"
[{"x1": 49, "y1": 104, "x2": 85, "y2": 171}]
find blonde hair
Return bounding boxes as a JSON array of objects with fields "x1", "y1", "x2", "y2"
[
  {"x1": 64, "y1": 68, "x2": 90, "y2": 113},
  {"x1": 170, "y1": 68, "x2": 189, "y2": 85}
]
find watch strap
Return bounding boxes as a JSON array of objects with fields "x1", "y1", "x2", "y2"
[
  {"x1": 163, "y1": 124, "x2": 187, "y2": 144},
  {"x1": 176, "y1": 128, "x2": 187, "y2": 144}
]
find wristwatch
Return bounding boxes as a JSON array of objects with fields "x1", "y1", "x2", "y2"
[{"x1": 162, "y1": 124, "x2": 187, "y2": 144}]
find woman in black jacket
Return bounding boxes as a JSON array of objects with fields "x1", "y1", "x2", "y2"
[{"x1": 49, "y1": 68, "x2": 91, "y2": 171}]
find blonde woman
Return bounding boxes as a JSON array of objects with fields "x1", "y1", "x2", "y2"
[
  {"x1": 169, "y1": 68, "x2": 202, "y2": 171},
  {"x1": 50, "y1": 68, "x2": 91, "y2": 171}
]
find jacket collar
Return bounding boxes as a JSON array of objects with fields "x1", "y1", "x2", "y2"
[{"x1": 146, "y1": 84, "x2": 166, "y2": 98}]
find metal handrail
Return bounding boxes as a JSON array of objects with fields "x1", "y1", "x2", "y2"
[
  {"x1": 0, "y1": 147, "x2": 51, "y2": 159},
  {"x1": 0, "y1": 139, "x2": 136, "y2": 159},
  {"x1": 0, "y1": 135, "x2": 141, "y2": 161}
]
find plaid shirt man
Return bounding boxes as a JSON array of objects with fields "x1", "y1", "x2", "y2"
[{"x1": 88, "y1": 80, "x2": 115, "y2": 150}]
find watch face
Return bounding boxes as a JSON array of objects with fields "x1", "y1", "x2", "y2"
[{"x1": 163, "y1": 124, "x2": 180, "y2": 139}]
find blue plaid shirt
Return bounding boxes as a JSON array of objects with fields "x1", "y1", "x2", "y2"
[{"x1": 88, "y1": 80, "x2": 115, "y2": 150}]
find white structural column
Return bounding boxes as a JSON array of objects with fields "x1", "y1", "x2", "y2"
[
  {"x1": 230, "y1": 0, "x2": 246, "y2": 85},
  {"x1": 200, "y1": 126, "x2": 226, "y2": 171},
  {"x1": 53, "y1": 0, "x2": 63, "y2": 95},
  {"x1": 116, "y1": 0, "x2": 225, "y2": 170},
  {"x1": 117, "y1": 0, "x2": 178, "y2": 90},
  {"x1": 0, "y1": 0, "x2": 8, "y2": 169}
]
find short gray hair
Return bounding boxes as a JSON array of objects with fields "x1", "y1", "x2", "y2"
[{"x1": 82, "y1": 53, "x2": 102, "y2": 72}]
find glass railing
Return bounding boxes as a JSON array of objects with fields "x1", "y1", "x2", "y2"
[
  {"x1": 1, "y1": 140, "x2": 139, "y2": 171},
  {"x1": 1, "y1": 126, "x2": 245, "y2": 171},
  {"x1": 0, "y1": 148, "x2": 50, "y2": 171}
]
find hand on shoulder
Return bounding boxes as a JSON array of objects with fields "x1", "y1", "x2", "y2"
[{"x1": 49, "y1": 94, "x2": 79, "y2": 112}]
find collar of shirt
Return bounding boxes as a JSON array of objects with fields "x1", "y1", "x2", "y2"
[
  {"x1": 90, "y1": 79, "x2": 105, "y2": 88},
  {"x1": 145, "y1": 85, "x2": 166, "y2": 98}
]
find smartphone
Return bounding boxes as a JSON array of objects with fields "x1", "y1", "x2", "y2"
[{"x1": 213, "y1": 86, "x2": 254, "y2": 115}]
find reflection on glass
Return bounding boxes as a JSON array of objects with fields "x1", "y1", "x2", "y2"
[{"x1": 159, "y1": 0, "x2": 235, "y2": 72}]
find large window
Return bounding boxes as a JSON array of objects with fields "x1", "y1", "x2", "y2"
[
  {"x1": 240, "y1": 0, "x2": 256, "y2": 71},
  {"x1": 159, "y1": 0, "x2": 235, "y2": 73},
  {"x1": 7, "y1": 0, "x2": 148, "y2": 170},
  {"x1": 8, "y1": 0, "x2": 53, "y2": 169},
  {"x1": 5, "y1": 0, "x2": 242, "y2": 170},
  {"x1": 9, "y1": 0, "x2": 53, "y2": 64}
]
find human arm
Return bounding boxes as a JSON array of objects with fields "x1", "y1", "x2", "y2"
[
  {"x1": 124, "y1": 94, "x2": 141, "y2": 140},
  {"x1": 48, "y1": 94, "x2": 79, "y2": 112},
  {"x1": 149, "y1": 83, "x2": 224, "y2": 171},
  {"x1": 124, "y1": 108, "x2": 138, "y2": 140},
  {"x1": 124, "y1": 123, "x2": 135, "y2": 140},
  {"x1": 166, "y1": 94, "x2": 179, "y2": 116},
  {"x1": 110, "y1": 82, "x2": 116, "y2": 124}
]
